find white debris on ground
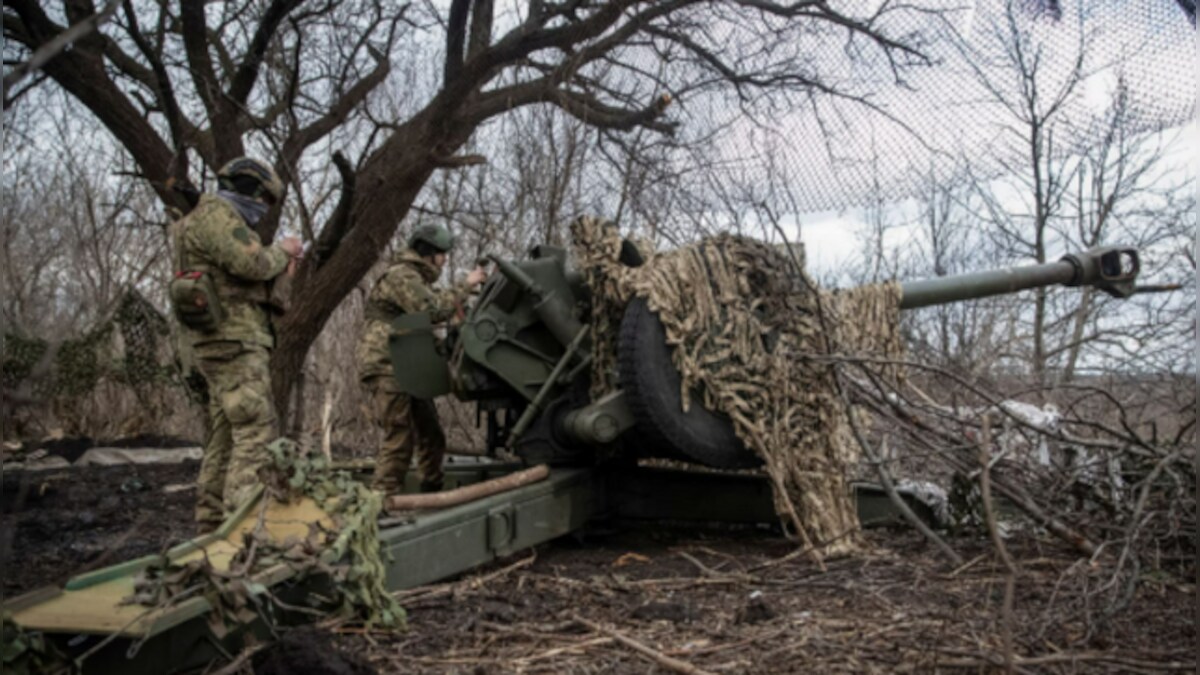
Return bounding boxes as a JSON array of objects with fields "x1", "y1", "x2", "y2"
[
  {"x1": 893, "y1": 479, "x2": 950, "y2": 528},
  {"x1": 1, "y1": 448, "x2": 72, "y2": 471},
  {"x1": 3, "y1": 446, "x2": 202, "y2": 472},
  {"x1": 74, "y1": 447, "x2": 202, "y2": 466}
]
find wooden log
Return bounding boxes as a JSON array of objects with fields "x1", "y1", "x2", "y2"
[{"x1": 385, "y1": 464, "x2": 550, "y2": 511}]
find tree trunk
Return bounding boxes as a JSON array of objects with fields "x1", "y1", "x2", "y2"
[{"x1": 269, "y1": 110, "x2": 471, "y2": 421}]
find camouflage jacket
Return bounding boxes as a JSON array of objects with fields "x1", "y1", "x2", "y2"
[
  {"x1": 174, "y1": 194, "x2": 290, "y2": 349},
  {"x1": 356, "y1": 249, "x2": 473, "y2": 380}
]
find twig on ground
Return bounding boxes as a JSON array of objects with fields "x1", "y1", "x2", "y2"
[
  {"x1": 513, "y1": 636, "x2": 615, "y2": 663},
  {"x1": 748, "y1": 530, "x2": 858, "y2": 573},
  {"x1": 843, "y1": 388, "x2": 962, "y2": 566},
  {"x1": 979, "y1": 418, "x2": 1018, "y2": 675},
  {"x1": 677, "y1": 551, "x2": 759, "y2": 583},
  {"x1": 572, "y1": 613, "x2": 717, "y2": 675},
  {"x1": 396, "y1": 551, "x2": 537, "y2": 604},
  {"x1": 936, "y1": 648, "x2": 1195, "y2": 671},
  {"x1": 947, "y1": 553, "x2": 988, "y2": 578},
  {"x1": 210, "y1": 644, "x2": 266, "y2": 675}
]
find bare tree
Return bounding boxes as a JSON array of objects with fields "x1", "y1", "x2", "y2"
[
  {"x1": 3, "y1": 0, "x2": 931, "y2": 415},
  {"x1": 1, "y1": 99, "x2": 167, "y2": 335},
  {"x1": 892, "y1": 170, "x2": 1017, "y2": 377},
  {"x1": 947, "y1": 0, "x2": 1192, "y2": 386}
]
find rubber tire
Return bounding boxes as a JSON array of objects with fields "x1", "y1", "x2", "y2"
[{"x1": 617, "y1": 297, "x2": 761, "y2": 469}]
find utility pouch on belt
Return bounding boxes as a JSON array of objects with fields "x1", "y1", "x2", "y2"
[{"x1": 169, "y1": 271, "x2": 224, "y2": 332}]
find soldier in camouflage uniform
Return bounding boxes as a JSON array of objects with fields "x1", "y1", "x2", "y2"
[
  {"x1": 357, "y1": 225, "x2": 487, "y2": 494},
  {"x1": 172, "y1": 157, "x2": 302, "y2": 532}
]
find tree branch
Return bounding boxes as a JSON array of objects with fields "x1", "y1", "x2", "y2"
[
  {"x1": 314, "y1": 151, "x2": 357, "y2": 263},
  {"x1": 180, "y1": 0, "x2": 242, "y2": 160},
  {"x1": 551, "y1": 89, "x2": 676, "y2": 133},
  {"x1": 120, "y1": 0, "x2": 188, "y2": 182},
  {"x1": 444, "y1": 0, "x2": 470, "y2": 85},
  {"x1": 467, "y1": 0, "x2": 493, "y2": 59},
  {"x1": 4, "y1": 0, "x2": 184, "y2": 209},
  {"x1": 2, "y1": 0, "x2": 120, "y2": 90},
  {"x1": 228, "y1": 0, "x2": 305, "y2": 105},
  {"x1": 281, "y1": 46, "x2": 390, "y2": 162}
]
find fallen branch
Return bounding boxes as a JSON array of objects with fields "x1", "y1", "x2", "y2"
[
  {"x1": 841, "y1": 378, "x2": 962, "y2": 566},
  {"x1": 514, "y1": 636, "x2": 615, "y2": 663},
  {"x1": 748, "y1": 530, "x2": 859, "y2": 572},
  {"x1": 858, "y1": 388, "x2": 1102, "y2": 558},
  {"x1": 211, "y1": 644, "x2": 266, "y2": 675},
  {"x1": 979, "y1": 419, "x2": 1018, "y2": 675},
  {"x1": 936, "y1": 648, "x2": 1195, "y2": 671},
  {"x1": 385, "y1": 464, "x2": 549, "y2": 511},
  {"x1": 572, "y1": 614, "x2": 717, "y2": 675},
  {"x1": 395, "y1": 551, "x2": 537, "y2": 604},
  {"x1": 677, "y1": 551, "x2": 759, "y2": 583}
]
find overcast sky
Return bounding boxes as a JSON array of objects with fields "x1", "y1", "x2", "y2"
[{"x1": 762, "y1": 0, "x2": 1200, "y2": 279}]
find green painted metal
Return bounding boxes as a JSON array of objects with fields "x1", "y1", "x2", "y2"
[
  {"x1": 852, "y1": 483, "x2": 938, "y2": 527},
  {"x1": 456, "y1": 254, "x2": 582, "y2": 405},
  {"x1": 899, "y1": 246, "x2": 1140, "y2": 309},
  {"x1": 505, "y1": 327, "x2": 588, "y2": 447},
  {"x1": 6, "y1": 460, "x2": 944, "y2": 675},
  {"x1": 376, "y1": 467, "x2": 605, "y2": 589},
  {"x1": 387, "y1": 311, "x2": 451, "y2": 398},
  {"x1": 439, "y1": 243, "x2": 1142, "y2": 462},
  {"x1": 561, "y1": 391, "x2": 635, "y2": 445},
  {"x1": 488, "y1": 254, "x2": 585, "y2": 348}
]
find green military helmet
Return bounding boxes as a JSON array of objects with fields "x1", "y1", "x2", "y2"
[
  {"x1": 218, "y1": 157, "x2": 284, "y2": 204},
  {"x1": 408, "y1": 224, "x2": 455, "y2": 253}
]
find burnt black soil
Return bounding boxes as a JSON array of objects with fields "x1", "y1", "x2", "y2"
[
  {"x1": 253, "y1": 626, "x2": 376, "y2": 675},
  {"x1": 1, "y1": 461, "x2": 198, "y2": 598}
]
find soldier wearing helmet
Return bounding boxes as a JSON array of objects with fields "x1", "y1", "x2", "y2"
[
  {"x1": 356, "y1": 223, "x2": 487, "y2": 494},
  {"x1": 171, "y1": 156, "x2": 302, "y2": 532}
]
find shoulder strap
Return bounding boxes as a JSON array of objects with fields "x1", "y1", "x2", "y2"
[
  {"x1": 173, "y1": 197, "x2": 220, "y2": 276},
  {"x1": 170, "y1": 218, "x2": 189, "y2": 275}
]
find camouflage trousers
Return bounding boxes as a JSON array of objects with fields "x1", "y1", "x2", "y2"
[
  {"x1": 361, "y1": 375, "x2": 445, "y2": 494},
  {"x1": 193, "y1": 341, "x2": 277, "y2": 530}
]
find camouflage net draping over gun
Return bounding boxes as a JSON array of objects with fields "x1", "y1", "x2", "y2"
[
  {"x1": 571, "y1": 217, "x2": 904, "y2": 556},
  {"x1": 123, "y1": 438, "x2": 403, "y2": 635}
]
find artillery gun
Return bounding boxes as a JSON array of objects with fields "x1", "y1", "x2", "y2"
[
  {"x1": 391, "y1": 243, "x2": 1140, "y2": 470},
  {"x1": 4, "y1": 240, "x2": 1141, "y2": 674}
]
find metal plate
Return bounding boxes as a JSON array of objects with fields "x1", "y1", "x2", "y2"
[{"x1": 388, "y1": 312, "x2": 450, "y2": 398}]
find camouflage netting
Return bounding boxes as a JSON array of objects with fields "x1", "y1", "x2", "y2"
[
  {"x1": 124, "y1": 438, "x2": 403, "y2": 636},
  {"x1": 1, "y1": 289, "x2": 203, "y2": 440},
  {"x1": 1, "y1": 613, "x2": 63, "y2": 675},
  {"x1": 571, "y1": 217, "x2": 904, "y2": 557}
]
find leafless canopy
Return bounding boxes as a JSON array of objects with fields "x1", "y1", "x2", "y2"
[{"x1": 4, "y1": 0, "x2": 932, "y2": 407}]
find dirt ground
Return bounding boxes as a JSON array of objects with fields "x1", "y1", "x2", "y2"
[
  {"x1": 2, "y1": 460, "x2": 1195, "y2": 673},
  {"x1": 1, "y1": 460, "x2": 197, "y2": 597},
  {"x1": 338, "y1": 528, "x2": 1195, "y2": 674}
]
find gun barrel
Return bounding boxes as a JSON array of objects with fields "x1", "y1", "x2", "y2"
[
  {"x1": 899, "y1": 261, "x2": 1075, "y2": 309},
  {"x1": 898, "y1": 247, "x2": 1140, "y2": 310}
]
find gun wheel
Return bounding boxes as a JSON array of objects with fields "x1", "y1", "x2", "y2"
[{"x1": 617, "y1": 297, "x2": 761, "y2": 469}]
